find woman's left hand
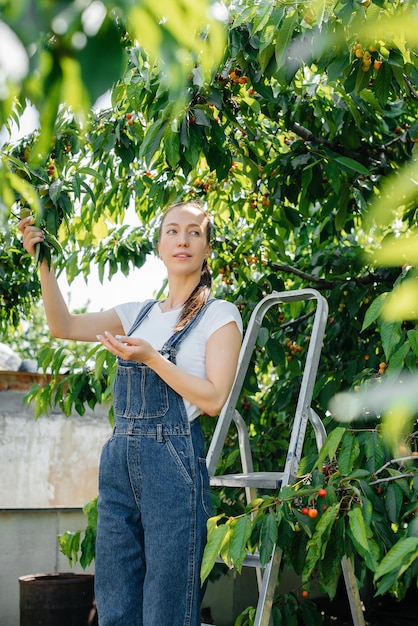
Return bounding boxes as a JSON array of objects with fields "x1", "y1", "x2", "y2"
[{"x1": 97, "y1": 331, "x2": 156, "y2": 363}]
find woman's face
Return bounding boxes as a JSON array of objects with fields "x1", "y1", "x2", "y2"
[{"x1": 158, "y1": 204, "x2": 211, "y2": 277}]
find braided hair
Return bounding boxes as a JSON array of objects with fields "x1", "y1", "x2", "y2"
[{"x1": 158, "y1": 201, "x2": 213, "y2": 332}]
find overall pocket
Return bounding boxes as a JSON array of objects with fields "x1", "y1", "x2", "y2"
[{"x1": 113, "y1": 362, "x2": 169, "y2": 418}]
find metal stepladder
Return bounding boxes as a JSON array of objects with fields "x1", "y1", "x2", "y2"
[{"x1": 203, "y1": 288, "x2": 365, "y2": 626}]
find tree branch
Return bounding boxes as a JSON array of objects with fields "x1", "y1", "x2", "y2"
[
  {"x1": 403, "y1": 74, "x2": 418, "y2": 100},
  {"x1": 289, "y1": 121, "x2": 368, "y2": 164},
  {"x1": 288, "y1": 120, "x2": 417, "y2": 167},
  {"x1": 271, "y1": 262, "x2": 386, "y2": 291},
  {"x1": 369, "y1": 472, "x2": 415, "y2": 486},
  {"x1": 373, "y1": 455, "x2": 418, "y2": 477}
]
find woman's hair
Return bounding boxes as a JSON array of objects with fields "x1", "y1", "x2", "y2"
[{"x1": 158, "y1": 200, "x2": 213, "y2": 332}]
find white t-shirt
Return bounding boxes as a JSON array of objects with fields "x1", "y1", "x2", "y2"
[{"x1": 114, "y1": 299, "x2": 243, "y2": 421}]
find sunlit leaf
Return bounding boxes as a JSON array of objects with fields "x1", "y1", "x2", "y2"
[
  {"x1": 366, "y1": 159, "x2": 418, "y2": 228},
  {"x1": 357, "y1": 14, "x2": 418, "y2": 48},
  {"x1": 381, "y1": 279, "x2": 418, "y2": 321},
  {"x1": 382, "y1": 401, "x2": 415, "y2": 453},
  {"x1": 374, "y1": 235, "x2": 418, "y2": 266},
  {"x1": 92, "y1": 217, "x2": 109, "y2": 244}
]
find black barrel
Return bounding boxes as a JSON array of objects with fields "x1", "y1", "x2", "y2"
[{"x1": 19, "y1": 573, "x2": 97, "y2": 626}]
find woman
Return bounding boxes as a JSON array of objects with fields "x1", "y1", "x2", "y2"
[{"x1": 19, "y1": 200, "x2": 242, "y2": 626}]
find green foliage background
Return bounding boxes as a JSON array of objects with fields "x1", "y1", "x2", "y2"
[{"x1": 1, "y1": 0, "x2": 417, "y2": 622}]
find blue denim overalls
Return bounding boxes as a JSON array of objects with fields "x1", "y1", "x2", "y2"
[{"x1": 95, "y1": 300, "x2": 213, "y2": 626}]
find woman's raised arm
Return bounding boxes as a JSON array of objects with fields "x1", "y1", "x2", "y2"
[{"x1": 18, "y1": 216, "x2": 124, "y2": 342}]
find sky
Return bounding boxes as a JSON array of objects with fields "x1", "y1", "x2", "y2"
[{"x1": 59, "y1": 256, "x2": 167, "y2": 310}]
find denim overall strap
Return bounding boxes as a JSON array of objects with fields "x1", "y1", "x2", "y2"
[
  {"x1": 160, "y1": 298, "x2": 215, "y2": 363},
  {"x1": 126, "y1": 299, "x2": 157, "y2": 337}
]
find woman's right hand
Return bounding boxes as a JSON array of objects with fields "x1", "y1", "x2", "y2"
[{"x1": 18, "y1": 216, "x2": 45, "y2": 259}]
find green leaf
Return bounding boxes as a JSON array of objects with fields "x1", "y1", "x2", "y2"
[
  {"x1": 139, "y1": 118, "x2": 167, "y2": 164},
  {"x1": 257, "y1": 326, "x2": 269, "y2": 348},
  {"x1": 30, "y1": 52, "x2": 63, "y2": 166},
  {"x1": 347, "y1": 507, "x2": 369, "y2": 554},
  {"x1": 201, "y1": 523, "x2": 229, "y2": 584},
  {"x1": 77, "y1": 167, "x2": 107, "y2": 187},
  {"x1": 315, "y1": 427, "x2": 345, "y2": 470},
  {"x1": 288, "y1": 526, "x2": 309, "y2": 574},
  {"x1": 252, "y1": 0, "x2": 274, "y2": 34},
  {"x1": 94, "y1": 348, "x2": 108, "y2": 380},
  {"x1": 274, "y1": 11, "x2": 298, "y2": 71},
  {"x1": 44, "y1": 232, "x2": 63, "y2": 257},
  {"x1": 407, "y1": 329, "x2": 418, "y2": 357},
  {"x1": 319, "y1": 528, "x2": 344, "y2": 600},
  {"x1": 57, "y1": 531, "x2": 81, "y2": 566},
  {"x1": 386, "y1": 342, "x2": 411, "y2": 374},
  {"x1": 360, "y1": 89, "x2": 384, "y2": 115},
  {"x1": 80, "y1": 526, "x2": 96, "y2": 569},
  {"x1": 259, "y1": 512, "x2": 278, "y2": 566},
  {"x1": 358, "y1": 430, "x2": 385, "y2": 474},
  {"x1": 303, "y1": 504, "x2": 340, "y2": 580},
  {"x1": 374, "y1": 61, "x2": 392, "y2": 106},
  {"x1": 164, "y1": 132, "x2": 180, "y2": 168},
  {"x1": 385, "y1": 482, "x2": 403, "y2": 525},
  {"x1": 77, "y1": 16, "x2": 125, "y2": 103},
  {"x1": 380, "y1": 320, "x2": 402, "y2": 360},
  {"x1": 374, "y1": 568, "x2": 401, "y2": 597},
  {"x1": 338, "y1": 432, "x2": 360, "y2": 475},
  {"x1": 333, "y1": 155, "x2": 369, "y2": 176},
  {"x1": 361, "y1": 293, "x2": 388, "y2": 332},
  {"x1": 229, "y1": 515, "x2": 252, "y2": 572},
  {"x1": 292, "y1": 508, "x2": 313, "y2": 539},
  {"x1": 374, "y1": 537, "x2": 418, "y2": 581},
  {"x1": 220, "y1": 521, "x2": 234, "y2": 567},
  {"x1": 297, "y1": 600, "x2": 323, "y2": 626},
  {"x1": 259, "y1": 42, "x2": 275, "y2": 73},
  {"x1": 49, "y1": 179, "x2": 64, "y2": 205}
]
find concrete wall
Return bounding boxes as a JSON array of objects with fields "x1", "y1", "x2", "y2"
[
  {"x1": 0, "y1": 372, "x2": 112, "y2": 509},
  {"x1": 0, "y1": 371, "x2": 111, "y2": 625}
]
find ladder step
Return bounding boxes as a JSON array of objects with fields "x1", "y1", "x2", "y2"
[
  {"x1": 216, "y1": 552, "x2": 262, "y2": 568},
  {"x1": 210, "y1": 471, "x2": 283, "y2": 489}
]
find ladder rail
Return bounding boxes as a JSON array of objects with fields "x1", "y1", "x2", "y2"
[
  {"x1": 308, "y1": 407, "x2": 328, "y2": 452},
  {"x1": 232, "y1": 409, "x2": 257, "y2": 504},
  {"x1": 206, "y1": 294, "x2": 271, "y2": 477},
  {"x1": 254, "y1": 545, "x2": 283, "y2": 626},
  {"x1": 206, "y1": 288, "x2": 327, "y2": 478},
  {"x1": 281, "y1": 290, "x2": 328, "y2": 485}
]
